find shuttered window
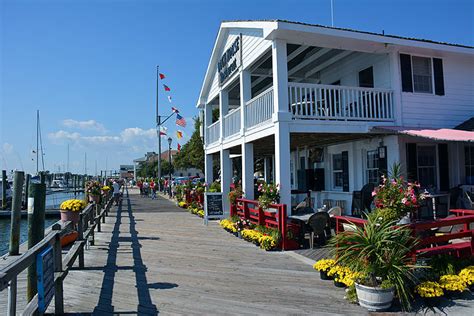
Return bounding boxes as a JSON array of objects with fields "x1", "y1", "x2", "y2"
[
  {"x1": 400, "y1": 54, "x2": 445, "y2": 95},
  {"x1": 417, "y1": 145, "x2": 437, "y2": 188},
  {"x1": 412, "y1": 56, "x2": 433, "y2": 93}
]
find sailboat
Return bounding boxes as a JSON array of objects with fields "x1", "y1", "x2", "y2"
[{"x1": 30, "y1": 110, "x2": 45, "y2": 184}]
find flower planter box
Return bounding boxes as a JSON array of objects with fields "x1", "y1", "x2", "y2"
[
  {"x1": 320, "y1": 270, "x2": 332, "y2": 280},
  {"x1": 60, "y1": 210, "x2": 80, "y2": 225}
]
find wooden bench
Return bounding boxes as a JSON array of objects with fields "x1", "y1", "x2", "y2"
[{"x1": 410, "y1": 215, "x2": 474, "y2": 259}]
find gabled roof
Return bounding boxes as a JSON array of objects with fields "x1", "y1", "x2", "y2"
[
  {"x1": 455, "y1": 117, "x2": 474, "y2": 131},
  {"x1": 225, "y1": 19, "x2": 474, "y2": 49}
]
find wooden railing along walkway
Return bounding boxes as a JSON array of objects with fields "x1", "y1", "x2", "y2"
[{"x1": 0, "y1": 196, "x2": 114, "y2": 315}]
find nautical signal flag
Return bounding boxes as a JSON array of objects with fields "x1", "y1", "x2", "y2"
[
  {"x1": 159, "y1": 130, "x2": 167, "y2": 136},
  {"x1": 167, "y1": 95, "x2": 172, "y2": 103},
  {"x1": 171, "y1": 106, "x2": 179, "y2": 113},
  {"x1": 177, "y1": 143, "x2": 181, "y2": 152},
  {"x1": 163, "y1": 84, "x2": 171, "y2": 92},
  {"x1": 176, "y1": 130, "x2": 183, "y2": 139},
  {"x1": 159, "y1": 73, "x2": 166, "y2": 79},
  {"x1": 176, "y1": 114, "x2": 186, "y2": 127}
]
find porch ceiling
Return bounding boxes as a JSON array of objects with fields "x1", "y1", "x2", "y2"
[{"x1": 250, "y1": 133, "x2": 382, "y2": 157}]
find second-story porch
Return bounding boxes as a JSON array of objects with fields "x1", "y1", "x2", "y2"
[{"x1": 204, "y1": 42, "x2": 398, "y2": 149}]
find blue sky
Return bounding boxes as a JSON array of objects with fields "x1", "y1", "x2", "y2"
[{"x1": 1, "y1": 0, "x2": 473, "y2": 175}]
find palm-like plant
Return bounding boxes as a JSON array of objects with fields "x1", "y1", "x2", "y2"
[{"x1": 329, "y1": 214, "x2": 418, "y2": 311}]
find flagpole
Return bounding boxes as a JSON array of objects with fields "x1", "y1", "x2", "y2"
[{"x1": 156, "y1": 65, "x2": 162, "y2": 190}]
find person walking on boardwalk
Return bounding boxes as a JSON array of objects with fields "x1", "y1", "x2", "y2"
[
  {"x1": 150, "y1": 179, "x2": 156, "y2": 200},
  {"x1": 112, "y1": 180, "x2": 121, "y2": 205}
]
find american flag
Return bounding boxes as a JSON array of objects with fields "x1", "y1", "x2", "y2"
[{"x1": 176, "y1": 114, "x2": 186, "y2": 127}]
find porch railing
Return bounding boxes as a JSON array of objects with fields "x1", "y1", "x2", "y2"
[
  {"x1": 245, "y1": 86, "x2": 274, "y2": 129},
  {"x1": 206, "y1": 120, "x2": 220, "y2": 144},
  {"x1": 288, "y1": 82, "x2": 394, "y2": 122},
  {"x1": 223, "y1": 107, "x2": 241, "y2": 138}
]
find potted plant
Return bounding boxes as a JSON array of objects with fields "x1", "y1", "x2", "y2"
[
  {"x1": 438, "y1": 274, "x2": 466, "y2": 298},
  {"x1": 329, "y1": 214, "x2": 418, "y2": 311},
  {"x1": 228, "y1": 185, "x2": 244, "y2": 205},
  {"x1": 257, "y1": 183, "x2": 280, "y2": 210},
  {"x1": 60, "y1": 199, "x2": 86, "y2": 224},
  {"x1": 372, "y1": 163, "x2": 425, "y2": 223},
  {"x1": 459, "y1": 266, "x2": 474, "y2": 291},
  {"x1": 313, "y1": 259, "x2": 336, "y2": 280},
  {"x1": 415, "y1": 281, "x2": 444, "y2": 306},
  {"x1": 86, "y1": 181, "x2": 102, "y2": 203}
]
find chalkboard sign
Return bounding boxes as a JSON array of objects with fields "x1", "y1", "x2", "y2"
[
  {"x1": 37, "y1": 246, "x2": 54, "y2": 313},
  {"x1": 204, "y1": 192, "x2": 224, "y2": 224}
]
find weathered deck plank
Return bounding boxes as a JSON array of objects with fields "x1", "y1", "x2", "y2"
[{"x1": 45, "y1": 188, "x2": 366, "y2": 315}]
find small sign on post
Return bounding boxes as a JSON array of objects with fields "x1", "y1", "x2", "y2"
[
  {"x1": 204, "y1": 192, "x2": 224, "y2": 225},
  {"x1": 37, "y1": 246, "x2": 54, "y2": 313}
]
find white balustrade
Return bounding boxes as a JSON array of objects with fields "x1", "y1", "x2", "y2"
[
  {"x1": 288, "y1": 83, "x2": 394, "y2": 121},
  {"x1": 206, "y1": 120, "x2": 220, "y2": 144},
  {"x1": 245, "y1": 87, "x2": 274, "y2": 129},
  {"x1": 223, "y1": 107, "x2": 241, "y2": 138}
]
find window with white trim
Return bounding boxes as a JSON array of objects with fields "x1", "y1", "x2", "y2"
[
  {"x1": 465, "y1": 145, "x2": 474, "y2": 185},
  {"x1": 417, "y1": 145, "x2": 437, "y2": 187},
  {"x1": 366, "y1": 150, "x2": 379, "y2": 185},
  {"x1": 333, "y1": 153, "x2": 343, "y2": 189},
  {"x1": 412, "y1": 56, "x2": 433, "y2": 93}
]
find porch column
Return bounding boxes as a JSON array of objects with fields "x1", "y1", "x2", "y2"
[
  {"x1": 242, "y1": 142, "x2": 254, "y2": 200},
  {"x1": 204, "y1": 103, "x2": 212, "y2": 144},
  {"x1": 275, "y1": 123, "x2": 292, "y2": 214},
  {"x1": 389, "y1": 51, "x2": 403, "y2": 126},
  {"x1": 271, "y1": 39, "x2": 290, "y2": 118},
  {"x1": 240, "y1": 70, "x2": 251, "y2": 135},
  {"x1": 205, "y1": 153, "x2": 213, "y2": 185},
  {"x1": 220, "y1": 149, "x2": 231, "y2": 216},
  {"x1": 264, "y1": 157, "x2": 271, "y2": 183},
  {"x1": 219, "y1": 90, "x2": 229, "y2": 142}
]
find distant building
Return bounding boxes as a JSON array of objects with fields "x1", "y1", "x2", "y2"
[
  {"x1": 133, "y1": 150, "x2": 203, "y2": 180},
  {"x1": 120, "y1": 165, "x2": 134, "y2": 179}
]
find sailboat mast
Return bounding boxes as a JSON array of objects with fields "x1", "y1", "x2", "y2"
[
  {"x1": 36, "y1": 110, "x2": 39, "y2": 174},
  {"x1": 67, "y1": 143, "x2": 70, "y2": 173}
]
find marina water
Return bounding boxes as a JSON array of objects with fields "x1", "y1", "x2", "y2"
[{"x1": 0, "y1": 191, "x2": 84, "y2": 255}]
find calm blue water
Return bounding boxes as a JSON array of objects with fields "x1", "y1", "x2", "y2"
[{"x1": 0, "y1": 191, "x2": 85, "y2": 256}]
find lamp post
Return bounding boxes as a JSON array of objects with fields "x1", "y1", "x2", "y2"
[{"x1": 167, "y1": 137, "x2": 172, "y2": 198}]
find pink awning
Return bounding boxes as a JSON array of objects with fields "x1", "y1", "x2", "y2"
[{"x1": 374, "y1": 126, "x2": 474, "y2": 142}]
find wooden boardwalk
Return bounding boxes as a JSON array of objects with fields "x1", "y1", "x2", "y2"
[{"x1": 34, "y1": 188, "x2": 365, "y2": 315}]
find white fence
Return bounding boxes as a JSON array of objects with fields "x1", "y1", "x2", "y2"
[
  {"x1": 223, "y1": 107, "x2": 241, "y2": 138},
  {"x1": 206, "y1": 120, "x2": 220, "y2": 144},
  {"x1": 245, "y1": 87, "x2": 274, "y2": 129},
  {"x1": 288, "y1": 83, "x2": 394, "y2": 121}
]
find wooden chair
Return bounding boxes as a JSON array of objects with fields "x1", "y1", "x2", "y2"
[{"x1": 306, "y1": 212, "x2": 330, "y2": 249}]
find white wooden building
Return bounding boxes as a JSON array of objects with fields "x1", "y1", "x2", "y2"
[{"x1": 196, "y1": 20, "x2": 474, "y2": 215}]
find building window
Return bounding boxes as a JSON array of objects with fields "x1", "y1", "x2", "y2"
[
  {"x1": 417, "y1": 145, "x2": 437, "y2": 188},
  {"x1": 366, "y1": 150, "x2": 379, "y2": 185},
  {"x1": 412, "y1": 56, "x2": 433, "y2": 93},
  {"x1": 359, "y1": 66, "x2": 374, "y2": 88},
  {"x1": 333, "y1": 153, "x2": 343, "y2": 189},
  {"x1": 465, "y1": 145, "x2": 474, "y2": 185}
]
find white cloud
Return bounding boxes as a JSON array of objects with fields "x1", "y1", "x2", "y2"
[
  {"x1": 62, "y1": 119, "x2": 106, "y2": 133},
  {"x1": 2, "y1": 143, "x2": 14, "y2": 154}
]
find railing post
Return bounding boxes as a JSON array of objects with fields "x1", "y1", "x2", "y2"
[
  {"x1": 78, "y1": 213, "x2": 85, "y2": 268},
  {"x1": 258, "y1": 207, "x2": 265, "y2": 227},
  {"x1": 280, "y1": 204, "x2": 287, "y2": 251},
  {"x1": 243, "y1": 201, "x2": 250, "y2": 221},
  {"x1": 89, "y1": 205, "x2": 95, "y2": 246},
  {"x1": 53, "y1": 224, "x2": 64, "y2": 314},
  {"x1": 96, "y1": 204, "x2": 102, "y2": 232}
]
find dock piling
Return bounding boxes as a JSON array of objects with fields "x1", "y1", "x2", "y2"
[
  {"x1": 26, "y1": 182, "x2": 46, "y2": 301},
  {"x1": 1, "y1": 170, "x2": 6, "y2": 210}
]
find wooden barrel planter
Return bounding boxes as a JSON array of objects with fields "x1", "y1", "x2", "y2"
[{"x1": 355, "y1": 283, "x2": 394, "y2": 311}]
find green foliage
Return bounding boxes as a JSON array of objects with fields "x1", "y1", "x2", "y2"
[
  {"x1": 257, "y1": 182, "x2": 280, "y2": 210},
  {"x1": 425, "y1": 255, "x2": 472, "y2": 280},
  {"x1": 254, "y1": 225, "x2": 282, "y2": 245},
  {"x1": 137, "y1": 159, "x2": 173, "y2": 178},
  {"x1": 345, "y1": 285, "x2": 358, "y2": 304},
  {"x1": 329, "y1": 215, "x2": 419, "y2": 311},
  {"x1": 228, "y1": 185, "x2": 243, "y2": 204},
  {"x1": 208, "y1": 181, "x2": 221, "y2": 193},
  {"x1": 173, "y1": 118, "x2": 204, "y2": 171}
]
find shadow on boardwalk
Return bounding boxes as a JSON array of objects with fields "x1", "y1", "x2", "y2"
[{"x1": 92, "y1": 188, "x2": 160, "y2": 315}]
